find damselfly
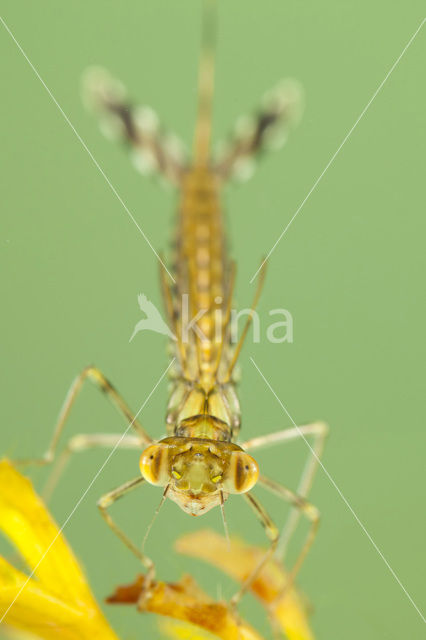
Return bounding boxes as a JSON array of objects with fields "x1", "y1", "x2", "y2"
[{"x1": 18, "y1": 0, "x2": 328, "y2": 613}]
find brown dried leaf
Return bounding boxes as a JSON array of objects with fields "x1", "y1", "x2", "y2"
[{"x1": 107, "y1": 573, "x2": 262, "y2": 640}]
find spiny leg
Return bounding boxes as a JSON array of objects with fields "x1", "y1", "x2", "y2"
[
  {"x1": 43, "y1": 433, "x2": 142, "y2": 502},
  {"x1": 258, "y1": 474, "x2": 320, "y2": 594},
  {"x1": 158, "y1": 258, "x2": 188, "y2": 375},
  {"x1": 230, "y1": 492, "x2": 279, "y2": 609},
  {"x1": 241, "y1": 421, "x2": 328, "y2": 560},
  {"x1": 97, "y1": 476, "x2": 156, "y2": 609},
  {"x1": 16, "y1": 365, "x2": 152, "y2": 469},
  {"x1": 211, "y1": 260, "x2": 236, "y2": 379}
]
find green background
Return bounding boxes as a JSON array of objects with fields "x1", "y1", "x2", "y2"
[{"x1": 1, "y1": 1, "x2": 425, "y2": 638}]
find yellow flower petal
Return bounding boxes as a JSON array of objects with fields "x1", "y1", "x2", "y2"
[
  {"x1": 0, "y1": 460, "x2": 92, "y2": 606},
  {"x1": 0, "y1": 557, "x2": 92, "y2": 640},
  {"x1": 0, "y1": 460, "x2": 119, "y2": 640},
  {"x1": 160, "y1": 619, "x2": 228, "y2": 640},
  {"x1": 176, "y1": 530, "x2": 315, "y2": 640}
]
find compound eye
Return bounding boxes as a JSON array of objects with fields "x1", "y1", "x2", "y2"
[
  {"x1": 140, "y1": 444, "x2": 168, "y2": 486},
  {"x1": 223, "y1": 452, "x2": 259, "y2": 494}
]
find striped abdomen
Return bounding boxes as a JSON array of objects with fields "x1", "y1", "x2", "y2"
[{"x1": 173, "y1": 167, "x2": 231, "y2": 390}]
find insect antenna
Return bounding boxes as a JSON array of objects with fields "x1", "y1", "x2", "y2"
[
  {"x1": 142, "y1": 485, "x2": 170, "y2": 553},
  {"x1": 219, "y1": 490, "x2": 231, "y2": 551}
]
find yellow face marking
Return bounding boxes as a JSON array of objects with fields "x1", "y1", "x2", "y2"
[
  {"x1": 211, "y1": 474, "x2": 222, "y2": 484},
  {"x1": 172, "y1": 470, "x2": 182, "y2": 480}
]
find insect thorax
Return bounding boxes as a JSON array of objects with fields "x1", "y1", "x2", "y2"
[{"x1": 166, "y1": 379, "x2": 241, "y2": 442}]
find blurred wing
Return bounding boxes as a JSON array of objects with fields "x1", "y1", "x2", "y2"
[
  {"x1": 213, "y1": 79, "x2": 303, "y2": 182},
  {"x1": 82, "y1": 67, "x2": 187, "y2": 186}
]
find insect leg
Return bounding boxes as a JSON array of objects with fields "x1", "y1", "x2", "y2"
[
  {"x1": 221, "y1": 261, "x2": 267, "y2": 384},
  {"x1": 16, "y1": 365, "x2": 152, "y2": 469},
  {"x1": 43, "y1": 432, "x2": 142, "y2": 501},
  {"x1": 241, "y1": 421, "x2": 328, "y2": 560},
  {"x1": 97, "y1": 476, "x2": 156, "y2": 608},
  {"x1": 158, "y1": 258, "x2": 189, "y2": 375},
  {"x1": 258, "y1": 474, "x2": 320, "y2": 592},
  {"x1": 230, "y1": 492, "x2": 279, "y2": 608}
]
